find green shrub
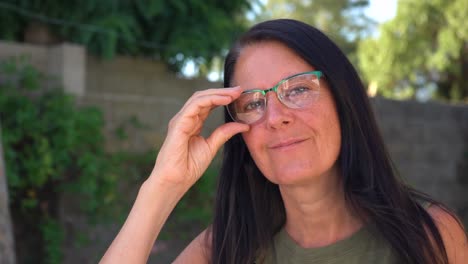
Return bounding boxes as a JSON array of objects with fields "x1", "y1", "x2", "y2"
[{"x1": 0, "y1": 57, "x2": 119, "y2": 263}]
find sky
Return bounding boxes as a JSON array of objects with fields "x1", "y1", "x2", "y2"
[{"x1": 364, "y1": 0, "x2": 398, "y2": 23}]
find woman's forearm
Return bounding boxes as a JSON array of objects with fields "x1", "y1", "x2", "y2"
[
  {"x1": 100, "y1": 176, "x2": 186, "y2": 263},
  {"x1": 100, "y1": 86, "x2": 248, "y2": 263}
]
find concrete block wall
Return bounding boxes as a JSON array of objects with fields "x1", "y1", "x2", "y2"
[{"x1": 372, "y1": 98, "x2": 468, "y2": 215}]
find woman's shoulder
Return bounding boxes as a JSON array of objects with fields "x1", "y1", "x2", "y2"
[
  {"x1": 173, "y1": 228, "x2": 211, "y2": 264},
  {"x1": 426, "y1": 204, "x2": 468, "y2": 263}
]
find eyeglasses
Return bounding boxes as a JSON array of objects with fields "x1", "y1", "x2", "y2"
[{"x1": 227, "y1": 71, "x2": 323, "y2": 124}]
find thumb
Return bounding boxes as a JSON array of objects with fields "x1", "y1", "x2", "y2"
[{"x1": 206, "y1": 122, "x2": 250, "y2": 154}]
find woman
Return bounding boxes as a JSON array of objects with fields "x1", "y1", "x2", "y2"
[{"x1": 101, "y1": 19, "x2": 467, "y2": 263}]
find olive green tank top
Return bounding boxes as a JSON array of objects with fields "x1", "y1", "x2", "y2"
[
  {"x1": 257, "y1": 201, "x2": 432, "y2": 264},
  {"x1": 257, "y1": 223, "x2": 398, "y2": 264}
]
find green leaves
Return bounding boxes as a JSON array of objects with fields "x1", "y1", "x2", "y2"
[
  {"x1": 0, "y1": 57, "x2": 118, "y2": 262},
  {"x1": 41, "y1": 217, "x2": 64, "y2": 264},
  {"x1": 135, "y1": 0, "x2": 165, "y2": 19},
  {"x1": 357, "y1": 0, "x2": 467, "y2": 101},
  {"x1": 0, "y1": 0, "x2": 252, "y2": 71}
]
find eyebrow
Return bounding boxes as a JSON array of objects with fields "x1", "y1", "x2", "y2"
[{"x1": 231, "y1": 70, "x2": 320, "y2": 91}]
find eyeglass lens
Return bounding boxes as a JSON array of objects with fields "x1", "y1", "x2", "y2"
[{"x1": 227, "y1": 72, "x2": 321, "y2": 124}]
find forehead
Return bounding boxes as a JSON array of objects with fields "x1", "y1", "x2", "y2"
[{"x1": 232, "y1": 41, "x2": 315, "y2": 89}]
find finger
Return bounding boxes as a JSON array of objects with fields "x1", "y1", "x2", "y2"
[
  {"x1": 175, "y1": 94, "x2": 233, "y2": 129},
  {"x1": 188, "y1": 86, "x2": 242, "y2": 99},
  {"x1": 167, "y1": 87, "x2": 244, "y2": 139},
  {"x1": 182, "y1": 86, "x2": 242, "y2": 109},
  {"x1": 165, "y1": 96, "x2": 231, "y2": 144},
  {"x1": 174, "y1": 86, "x2": 242, "y2": 125},
  {"x1": 205, "y1": 122, "x2": 250, "y2": 154}
]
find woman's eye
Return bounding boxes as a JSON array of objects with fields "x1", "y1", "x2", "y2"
[
  {"x1": 243, "y1": 100, "x2": 264, "y2": 111},
  {"x1": 286, "y1": 86, "x2": 310, "y2": 97}
]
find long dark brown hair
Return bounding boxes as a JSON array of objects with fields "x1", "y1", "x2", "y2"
[{"x1": 209, "y1": 19, "x2": 459, "y2": 264}]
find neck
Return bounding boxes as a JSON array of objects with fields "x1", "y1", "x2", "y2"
[{"x1": 279, "y1": 167, "x2": 363, "y2": 248}]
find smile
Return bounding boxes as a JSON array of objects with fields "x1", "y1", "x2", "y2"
[{"x1": 270, "y1": 138, "x2": 308, "y2": 149}]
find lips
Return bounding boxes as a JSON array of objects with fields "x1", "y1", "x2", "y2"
[{"x1": 269, "y1": 138, "x2": 308, "y2": 149}]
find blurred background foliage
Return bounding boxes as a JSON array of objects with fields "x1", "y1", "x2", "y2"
[
  {"x1": 358, "y1": 0, "x2": 467, "y2": 101},
  {"x1": 0, "y1": 0, "x2": 253, "y2": 72},
  {"x1": 0, "y1": 0, "x2": 466, "y2": 101},
  {"x1": 0, "y1": 57, "x2": 120, "y2": 263}
]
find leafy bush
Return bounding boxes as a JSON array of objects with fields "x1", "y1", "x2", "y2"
[
  {"x1": 0, "y1": 0, "x2": 253, "y2": 71},
  {"x1": 0, "y1": 57, "x2": 120, "y2": 263}
]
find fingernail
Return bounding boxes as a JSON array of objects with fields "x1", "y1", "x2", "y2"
[{"x1": 226, "y1": 86, "x2": 241, "y2": 90}]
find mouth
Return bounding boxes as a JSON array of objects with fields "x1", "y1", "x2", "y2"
[{"x1": 270, "y1": 138, "x2": 308, "y2": 149}]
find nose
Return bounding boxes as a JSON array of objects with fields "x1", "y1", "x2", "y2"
[{"x1": 264, "y1": 92, "x2": 293, "y2": 129}]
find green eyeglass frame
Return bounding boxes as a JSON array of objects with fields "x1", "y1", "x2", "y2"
[{"x1": 242, "y1": 70, "x2": 323, "y2": 96}]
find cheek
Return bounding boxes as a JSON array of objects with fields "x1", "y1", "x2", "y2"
[
  {"x1": 310, "y1": 92, "x2": 341, "y2": 142},
  {"x1": 316, "y1": 108, "x2": 342, "y2": 163},
  {"x1": 242, "y1": 130, "x2": 261, "y2": 157},
  {"x1": 321, "y1": 121, "x2": 341, "y2": 166},
  {"x1": 325, "y1": 104, "x2": 341, "y2": 143},
  {"x1": 241, "y1": 130, "x2": 269, "y2": 169}
]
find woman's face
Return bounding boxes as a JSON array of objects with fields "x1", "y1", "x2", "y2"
[{"x1": 232, "y1": 41, "x2": 342, "y2": 186}]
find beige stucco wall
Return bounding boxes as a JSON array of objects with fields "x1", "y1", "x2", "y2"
[{"x1": 0, "y1": 41, "x2": 85, "y2": 96}]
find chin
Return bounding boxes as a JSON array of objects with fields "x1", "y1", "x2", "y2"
[{"x1": 263, "y1": 166, "x2": 320, "y2": 186}]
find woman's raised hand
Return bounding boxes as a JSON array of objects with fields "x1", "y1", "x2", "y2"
[
  {"x1": 100, "y1": 87, "x2": 248, "y2": 264},
  {"x1": 150, "y1": 86, "x2": 249, "y2": 191}
]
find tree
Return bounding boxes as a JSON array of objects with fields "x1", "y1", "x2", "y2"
[
  {"x1": 254, "y1": 0, "x2": 374, "y2": 60},
  {"x1": 0, "y1": 0, "x2": 254, "y2": 71},
  {"x1": 358, "y1": 0, "x2": 468, "y2": 101}
]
